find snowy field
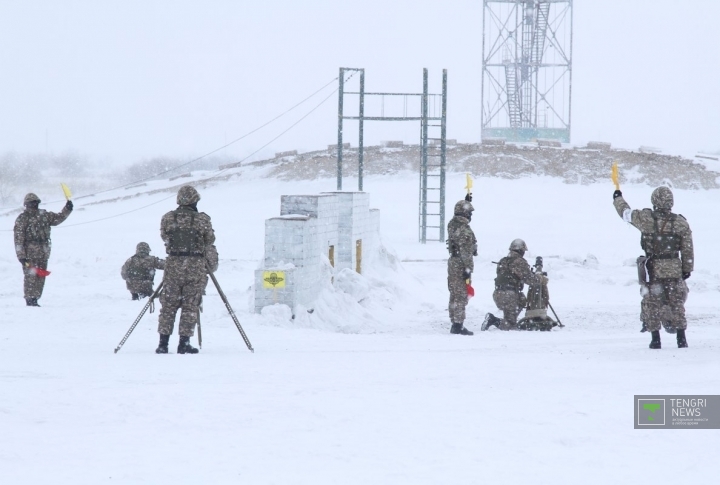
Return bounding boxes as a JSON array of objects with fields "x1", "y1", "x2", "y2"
[{"x1": 1, "y1": 165, "x2": 720, "y2": 484}]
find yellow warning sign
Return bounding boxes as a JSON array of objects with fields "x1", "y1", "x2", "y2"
[{"x1": 263, "y1": 271, "x2": 285, "y2": 288}]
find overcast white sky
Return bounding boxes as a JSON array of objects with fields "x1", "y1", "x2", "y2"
[{"x1": 0, "y1": 1, "x2": 718, "y2": 165}]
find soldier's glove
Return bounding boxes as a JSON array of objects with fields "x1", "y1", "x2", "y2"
[
  {"x1": 682, "y1": 272, "x2": 691, "y2": 280},
  {"x1": 613, "y1": 190, "x2": 622, "y2": 199},
  {"x1": 465, "y1": 192, "x2": 473, "y2": 202},
  {"x1": 463, "y1": 268, "x2": 472, "y2": 280},
  {"x1": 65, "y1": 200, "x2": 73, "y2": 211}
]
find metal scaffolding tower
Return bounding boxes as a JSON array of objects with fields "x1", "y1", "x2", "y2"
[
  {"x1": 337, "y1": 68, "x2": 448, "y2": 243},
  {"x1": 481, "y1": 0, "x2": 573, "y2": 143}
]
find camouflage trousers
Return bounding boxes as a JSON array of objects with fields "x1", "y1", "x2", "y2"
[
  {"x1": 641, "y1": 279, "x2": 688, "y2": 332},
  {"x1": 126, "y1": 279, "x2": 154, "y2": 297},
  {"x1": 447, "y1": 257, "x2": 469, "y2": 324},
  {"x1": 158, "y1": 256, "x2": 206, "y2": 337},
  {"x1": 23, "y1": 258, "x2": 49, "y2": 299},
  {"x1": 492, "y1": 290, "x2": 527, "y2": 330}
]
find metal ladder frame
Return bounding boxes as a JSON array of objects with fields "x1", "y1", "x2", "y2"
[{"x1": 336, "y1": 67, "x2": 448, "y2": 243}]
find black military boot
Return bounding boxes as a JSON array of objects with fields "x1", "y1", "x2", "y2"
[
  {"x1": 155, "y1": 334, "x2": 170, "y2": 354},
  {"x1": 450, "y1": 323, "x2": 474, "y2": 336},
  {"x1": 25, "y1": 298, "x2": 40, "y2": 307},
  {"x1": 481, "y1": 313, "x2": 499, "y2": 331},
  {"x1": 458, "y1": 326, "x2": 474, "y2": 336},
  {"x1": 177, "y1": 336, "x2": 199, "y2": 354},
  {"x1": 677, "y1": 329, "x2": 688, "y2": 348},
  {"x1": 131, "y1": 293, "x2": 139, "y2": 301},
  {"x1": 649, "y1": 330, "x2": 661, "y2": 349}
]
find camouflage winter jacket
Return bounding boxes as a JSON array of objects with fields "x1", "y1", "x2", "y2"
[
  {"x1": 160, "y1": 205, "x2": 219, "y2": 272},
  {"x1": 121, "y1": 253, "x2": 165, "y2": 283},
  {"x1": 447, "y1": 215, "x2": 477, "y2": 272},
  {"x1": 494, "y1": 251, "x2": 537, "y2": 292},
  {"x1": 14, "y1": 205, "x2": 72, "y2": 260},
  {"x1": 613, "y1": 195, "x2": 694, "y2": 276}
]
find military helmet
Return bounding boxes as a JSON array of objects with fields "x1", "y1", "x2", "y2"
[
  {"x1": 24, "y1": 193, "x2": 41, "y2": 206},
  {"x1": 177, "y1": 185, "x2": 200, "y2": 206},
  {"x1": 509, "y1": 238, "x2": 528, "y2": 252},
  {"x1": 454, "y1": 200, "x2": 474, "y2": 216},
  {"x1": 651, "y1": 186, "x2": 673, "y2": 210},
  {"x1": 136, "y1": 242, "x2": 150, "y2": 255}
]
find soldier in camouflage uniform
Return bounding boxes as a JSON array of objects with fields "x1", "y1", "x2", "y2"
[
  {"x1": 481, "y1": 239, "x2": 541, "y2": 331},
  {"x1": 13, "y1": 193, "x2": 73, "y2": 306},
  {"x1": 121, "y1": 242, "x2": 165, "y2": 300},
  {"x1": 446, "y1": 196, "x2": 477, "y2": 335},
  {"x1": 156, "y1": 185, "x2": 219, "y2": 354},
  {"x1": 613, "y1": 186, "x2": 693, "y2": 349}
]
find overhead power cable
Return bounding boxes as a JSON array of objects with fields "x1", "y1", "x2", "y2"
[
  {"x1": 2, "y1": 71, "x2": 350, "y2": 230},
  {"x1": 0, "y1": 76, "x2": 339, "y2": 211},
  {"x1": 53, "y1": 80, "x2": 344, "y2": 229}
]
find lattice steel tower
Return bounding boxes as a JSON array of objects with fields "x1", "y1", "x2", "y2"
[{"x1": 481, "y1": 0, "x2": 573, "y2": 142}]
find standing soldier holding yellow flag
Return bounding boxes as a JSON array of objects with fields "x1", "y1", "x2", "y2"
[
  {"x1": 13, "y1": 189, "x2": 73, "y2": 306},
  {"x1": 446, "y1": 174, "x2": 477, "y2": 336},
  {"x1": 611, "y1": 163, "x2": 694, "y2": 349}
]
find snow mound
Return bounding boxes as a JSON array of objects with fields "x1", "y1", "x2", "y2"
[
  {"x1": 252, "y1": 239, "x2": 421, "y2": 334},
  {"x1": 263, "y1": 143, "x2": 720, "y2": 189}
]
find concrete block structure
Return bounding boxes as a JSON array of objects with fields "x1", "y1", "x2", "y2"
[
  {"x1": 586, "y1": 141, "x2": 612, "y2": 150},
  {"x1": 254, "y1": 192, "x2": 379, "y2": 314},
  {"x1": 482, "y1": 138, "x2": 506, "y2": 146},
  {"x1": 275, "y1": 150, "x2": 298, "y2": 158},
  {"x1": 537, "y1": 139, "x2": 562, "y2": 148}
]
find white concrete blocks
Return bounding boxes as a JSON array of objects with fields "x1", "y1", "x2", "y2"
[
  {"x1": 537, "y1": 139, "x2": 562, "y2": 148},
  {"x1": 275, "y1": 150, "x2": 298, "y2": 158},
  {"x1": 254, "y1": 192, "x2": 379, "y2": 314},
  {"x1": 586, "y1": 141, "x2": 612, "y2": 150},
  {"x1": 482, "y1": 137, "x2": 506, "y2": 146}
]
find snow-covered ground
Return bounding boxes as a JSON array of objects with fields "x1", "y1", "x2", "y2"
[{"x1": 1, "y1": 166, "x2": 719, "y2": 484}]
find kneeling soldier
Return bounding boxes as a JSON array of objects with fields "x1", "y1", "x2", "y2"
[
  {"x1": 121, "y1": 242, "x2": 165, "y2": 300},
  {"x1": 482, "y1": 239, "x2": 540, "y2": 331}
]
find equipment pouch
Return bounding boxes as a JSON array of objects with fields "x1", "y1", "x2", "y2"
[
  {"x1": 636, "y1": 256, "x2": 649, "y2": 285},
  {"x1": 650, "y1": 258, "x2": 682, "y2": 279}
]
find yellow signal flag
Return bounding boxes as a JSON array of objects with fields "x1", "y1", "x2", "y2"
[
  {"x1": 611, "y1": 162, "x2": 620, "y2": 191},
  {"x1": 465, "y1": 173, "x2": 473, "y2": 193},
  {"x1": 60, "y1": 183, "x2": 73, "y2": 200}
]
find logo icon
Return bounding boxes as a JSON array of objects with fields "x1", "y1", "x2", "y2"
[
  {"x1": 638, "y1": 399, "x2": 665, "y2": 426},
  {"x1": 644, "y1": 403, "x2": 661, "y2": 420},
  {"x1": 263, "y1": 271, "x2": 286, "y2": 288}
]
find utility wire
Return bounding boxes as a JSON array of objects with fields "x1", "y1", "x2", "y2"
[
  {"x1": 51, "y1": 82, "x2": 343, "y2": 229},
  {"x1": 3, "y1": 71, "x2": 350, "y2": 230},
  {"x1": 0, "y1": 76, "x2": 339, "y2": 212}
]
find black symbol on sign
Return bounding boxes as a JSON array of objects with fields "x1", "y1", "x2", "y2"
[{"x1": 264, "y1": 272, "x2": 284, "y2": 287}]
